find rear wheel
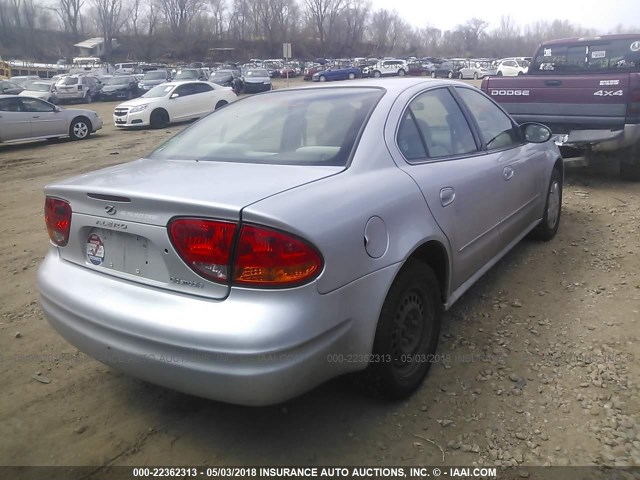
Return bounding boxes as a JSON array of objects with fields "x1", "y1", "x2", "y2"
[
  {"x1": 149, "y1": 109, "x2": 169, "y2": 129},
  {"x1": 69, "y1": 117, "x2": 91, "y2": 140},
  {"x1": 215, "y1": 100, "x2": 228, "y2": 110},
  {"x1": 447, "y1": 71, "x2": 453, "y2": 78},
  {"x1": 398, "y1": 69, "x2": 405, "y2": 76},
  {"x1": 373, "y1": 71, "x2": 381, "y2": 78},
  {"x1": 530, "y1": 167, "x2": 562, "y2": 240},
  {"x1": 360, "y1": 261, "x2": 442, "y2": 399},
  {"x1": 497, "y1": 71, "x2": 503, "y2": 76},
  {"x1": 348, "y1": 72, "x2": 355, "y2": 80}
]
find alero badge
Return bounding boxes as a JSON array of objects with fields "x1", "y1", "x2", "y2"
[{"x1": 86, "y1": 233, "x2": 105, "y2": 266}]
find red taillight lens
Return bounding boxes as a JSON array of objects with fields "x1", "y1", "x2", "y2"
[
  {"x1": 168, "y1": 219, "x2": 237, "y2": 282},
  {"x1": 44, "y1": 197, "x2": 72, "y2": 246},
  {"x1": 233, "y1": 225, "x2": 323, "y2": 287}
]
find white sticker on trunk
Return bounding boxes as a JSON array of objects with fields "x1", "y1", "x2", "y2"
[
  {"x1": 591, "y1": 50, "x2": 606, "y2": 59},
  {"x1": 631, "y1": 41, "x2": 640, "y2": 52},
  {"x1": 86, "y1": 233, "x2": 105, "y2": 266}
]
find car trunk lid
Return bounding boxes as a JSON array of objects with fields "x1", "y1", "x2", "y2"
[{"x1": 45, "y1": 158, "x2": 341, "y2": 299}]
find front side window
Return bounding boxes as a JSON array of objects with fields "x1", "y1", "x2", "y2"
[
  {"x1": 402, "y1": 88, "x2": 477, "y2": 159},
  {"x1": 20, "y1": 98, "x2": 54, "y2": 112},
  {"x1": 456, "y1": 88, "x2": 520, "y2": 150}
]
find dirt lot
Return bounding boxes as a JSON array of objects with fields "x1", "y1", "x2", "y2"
[{"x1": 0, "y1": 78, "x2": 639, "y2": 476}]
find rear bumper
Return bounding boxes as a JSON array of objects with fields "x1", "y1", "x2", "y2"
[
  {"x1": 37, "y1": 250, "x2": 398, "y2": 405},
  {"x1": 554, "y1": 124, "x2": 640, "y2": 153}
]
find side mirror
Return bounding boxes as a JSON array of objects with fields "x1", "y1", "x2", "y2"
[
  {"x1": 521, "y1": 122, "x2": 552, "y2": 143},
  {"x1": 170, "y1": 93, "x2": 179, "y2": 99},
  {"x1": 54, "y1": 106, "x2": 63, "y2": 113}
]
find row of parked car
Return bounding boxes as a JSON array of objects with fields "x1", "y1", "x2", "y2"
[{"x1": 297, "y1": 57, "x2": 531, "y2": 82}]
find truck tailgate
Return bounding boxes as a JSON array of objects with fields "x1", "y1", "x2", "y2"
[{"x1": 484, "y1": 74, "x2": 630, "y2": 133}]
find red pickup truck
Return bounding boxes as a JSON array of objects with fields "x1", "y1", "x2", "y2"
[{"x1": 481, "y1": 34, "x2": 640, "y2": 180}]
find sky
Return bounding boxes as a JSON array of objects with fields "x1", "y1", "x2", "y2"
[{"x1": 371, "y1": 0, "x2": 640, "y2": 33}]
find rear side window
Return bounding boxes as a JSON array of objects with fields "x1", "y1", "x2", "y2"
[
  {"x1": 0, "y1": 98, "x2": 22, "y2": 112},
  {"x1": 532, "y1": 38, "x2": 640, "y2": 73},
  {"x1": 59, "y1": 77, "x2": 79, "y2": 85}
]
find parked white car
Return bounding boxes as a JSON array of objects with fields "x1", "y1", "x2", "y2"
[
  {"x1": 113, "y1": 81, "x2": 237, "y2": 129},
  {"x1": 19, "y1": 81, "x2": 58, "y2": 104},
  {"x1": 496, "y1": 59, "x2": 529, "y2": 76},
  {"x1": 370, "y1": 59, "x2": 407, "y2": 78}
]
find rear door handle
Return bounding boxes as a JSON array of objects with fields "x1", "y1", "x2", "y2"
[
  {"x1": 440, "y1": 187, "x2": 455, "y2": 207},
  {"x1": 545, "y1": 79, "x2": 562, "y2": 86},
  {"x1": 503, "y1": 166, "x2": 514, "y2": 181}
]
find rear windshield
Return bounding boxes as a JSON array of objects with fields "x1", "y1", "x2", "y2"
[
  {"x1": 144, "y1": 71, "x2": 166, "y2": 80},
  {"x1": 531, "y1": 37, "x2": 640, "y2": 73},
  {"x1": 59, "y1": 77, "x2": 79, "y2": 85},
  {"x1": 27, "y1": 83, "x2": 51, "y2": 92},
  {"x1": 175, "y1": 70, "x2": 198, "y2": 79},
  {"x1": 150, "y1": 88, "x2": 384, "y2": 166}
]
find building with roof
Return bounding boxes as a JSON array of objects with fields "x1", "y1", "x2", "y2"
[{"x1": 74, "y1": 37, "x2": 119, "y2": 58}]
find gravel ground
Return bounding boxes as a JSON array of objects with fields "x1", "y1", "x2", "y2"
[{"x1": 0, "y1": 78, "x2": 638, "y2": 477}]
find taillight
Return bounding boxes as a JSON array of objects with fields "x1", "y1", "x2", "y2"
[
  {"x1": 168, "y1": 219, "x2": 323, "y2": 288},
  {"x1": 44, "y1": 197, "x2": 71, "y2": 246},
  {"x1": 233, "y1": 225, "x2": 322, "y2": 287},
  {"x1": 168, "y1": 219, "x2": 236, "y2": 282},
  {"x1": 630, "y1": 88, "x2": 640, "y2": 115}
]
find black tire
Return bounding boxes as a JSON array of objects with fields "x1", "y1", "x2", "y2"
[
  {"x1": 517, "y1": 71, "x2": 524, "y2": 76},
  {"x1": 398, "y1": 69, "x2": 405, "y2": 76},
  {"x1": 319, "y1": 75, "x2": 327, "y2": 82},
  {"x1": 530, "y1": 167, "x2": 562, "y2": 240},
  {"x1": 497, "y1": 71, "x2": 503, "y2": 76},
  {"x1": 69, "y1": 117, "x2": 91, "y2": 140},
  {"x1": 149, "y1": 109, "x2": 169, "y2": 129},
  {"x1": 447, "y1": 71, "x2": 453, "y2": 79},
  {"x1": 373, "y1": 71, "x2": 381, "y2": 78},
  {"x1": 348, "y1": 72, "x2": 355, "y2": 80},
  {"x1": 215, "y1": 100, "x2": 228, "y2": 110},
  {"x1": 360, "y1": 261, "x2": 442, "y2": 399}
]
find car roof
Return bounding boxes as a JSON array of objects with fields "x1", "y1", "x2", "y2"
[{"x1": 276, "y1": 77, "x2": 465, "y2": 94}]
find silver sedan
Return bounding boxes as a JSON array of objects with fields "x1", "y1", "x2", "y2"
[
  {"x1": 37, "y1": 79, "x2": 562, "y2": 405},
  {"x1": 0, "y1": 95, "x2": 103, "y2": 143}
]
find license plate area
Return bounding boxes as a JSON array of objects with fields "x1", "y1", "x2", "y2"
[
  {"x1": 115, "y1": 118, "x2": 126, "y2": 124},
  {"x1": 86, "y1": 228, "x2": 156, "y2": 277}
]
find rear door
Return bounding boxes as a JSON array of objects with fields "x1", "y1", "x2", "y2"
[
  {"x1": 388, "y1": 86, "x2": 504, "y2": 290},
  {"x1": 0, "y1": 97, "x2": 30, "y2": 141}
]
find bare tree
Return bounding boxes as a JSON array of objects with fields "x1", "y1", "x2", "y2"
[
  {"x1": 91, "y1": 0, "x2": 127, "y2": 59},
  {"x1": 57, "y1": 0, "x2": 84, "y2": 39},
  {"x1": 158, "y1": 0, "x2": 205, "y2": 36},
  {"x1": 304, "y1": 0, "x2": 347, "y2": 57}
]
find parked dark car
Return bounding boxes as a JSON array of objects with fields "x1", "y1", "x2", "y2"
[
  {"x1": 210, "y1": 70, "x2": 243, "y2": 94},
  {"x1": 0, "y1": 80, "x2": 24, "y2": 95},
  {"x1": 407, "y1": 61, "x2": 435, "y2": 76},
  {"x1": 312, "y1": 65, "x2": 362, "y2": 82},
  {"x1": 100, "y1": 76, "x2": 140, "y2": 101},
  {"x1": 174, "y1": 68, "x2": 207, "y2": 81},
  {"x1": 241, "y1": 69, "x2": 272, "y2": 93},
  {"x1": 304, "y1": 64, "x2": 324, "y2": 80},
  {"x1": 431, "y1": 60, "x2": 466, "y2": 78},
  {"x1": 138, "y1": 70, "x2": 172, "y2": 92}
]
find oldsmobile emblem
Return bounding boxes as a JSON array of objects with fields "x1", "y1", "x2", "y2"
[{"x1": 105, "y1": 205, "x2": 117, "y2": 215}]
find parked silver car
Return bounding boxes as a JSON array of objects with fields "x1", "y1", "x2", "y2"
[
  {"x1": 0, "y1": 95, "x2": 103, "y2": 143},
  {"x1": 37, "y1": 79, "x2": 562, "y2": 405}
]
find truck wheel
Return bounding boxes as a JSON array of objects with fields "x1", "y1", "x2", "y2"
[{"x1": 359, "y1": 261, "x2": 442, "y2": 399}]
